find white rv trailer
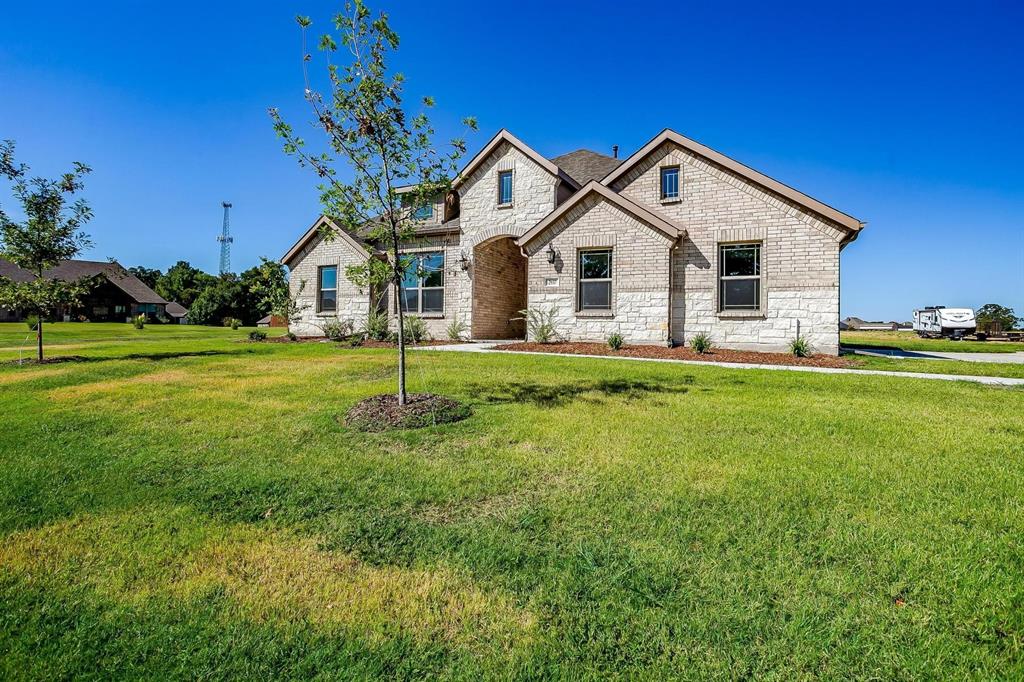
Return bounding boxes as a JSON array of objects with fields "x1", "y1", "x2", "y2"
[{"x1": 912, "y1": 306, "x2": 976, "y2": 339}]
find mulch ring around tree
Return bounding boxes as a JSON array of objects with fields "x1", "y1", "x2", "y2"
[
  {"x1": 492, "y1": 342, "x2": 861, "y2": 369},
  {"x1": 2, "y1": 355, "x2": 89, "y2": 366},
  {"x1": 342, "y1": 393, "x2": 471, "y2": 432}
]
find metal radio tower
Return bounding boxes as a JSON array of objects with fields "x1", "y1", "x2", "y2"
[{"x1": 217, "y1": 202, "x2": 233, "y2": 274}]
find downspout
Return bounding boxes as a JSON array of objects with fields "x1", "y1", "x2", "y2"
[{"x1": 666, "y1": 241, "x2": 675, "y2": 347}]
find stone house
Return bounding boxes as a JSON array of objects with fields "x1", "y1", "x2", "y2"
[{"x1": 281, "y1": 128, "x2": 864, "y2": 354}]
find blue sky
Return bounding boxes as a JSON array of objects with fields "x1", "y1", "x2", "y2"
[{"x1": 1, "y1": 0, "x2": 1021, "y2": 319}]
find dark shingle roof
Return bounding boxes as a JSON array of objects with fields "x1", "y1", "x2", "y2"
[
  {"x1": 0, "y1": 257, "x2": 37, "y2": 283},
  {"x1": 550, "y1": 149, "x2": 623, "y2": 185},
  {"x1": 44, "y1": 260, "x2": 168, "y2": 305},
  {"x1": 165, "y1": 301, "x2": 188, "y2": 318}
]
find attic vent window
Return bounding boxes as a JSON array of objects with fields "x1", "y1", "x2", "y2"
[{"x1": 498, "y1": 170, "x2": 513, "y2": 205}]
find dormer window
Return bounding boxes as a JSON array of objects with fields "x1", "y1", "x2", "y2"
[
  {"x1": 498, "y1": 170, "x2": 513, "y2": 205},
  {"x1": 660, "y1": 166, "x2": 680, "y2": 201},
  {"x1": 413, "y1": 203, "x2": 433, "y2": 221}
]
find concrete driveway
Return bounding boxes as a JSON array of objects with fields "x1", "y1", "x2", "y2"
[{"x1": 845, "y1": 347, "x2": 1024, "y2": 364}]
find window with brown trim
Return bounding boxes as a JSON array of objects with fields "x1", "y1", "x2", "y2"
[
  {"x1": 719, "y1": 243, "x2": 761, "y2": 312},
  {"x1": 578, "y1": 249, "x2": 612, "y2": 311},
  {"x1": 318, "y1": 265, "x2": 338, "y2": 313}
]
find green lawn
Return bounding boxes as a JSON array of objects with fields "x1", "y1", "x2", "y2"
[
  {"x1": 1, "y1": 324, "x2": 1023, "y2": 679},
  {"x1": 842, "y1": 330, "x2": 1024, "y2": 353}
]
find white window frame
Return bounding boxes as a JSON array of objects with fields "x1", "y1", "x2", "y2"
[
  {"x1": 577, "y1": 248, "x2": 613, "y2": 311},
  {"x1": 718, "y1": 243, "x2": 761, "y2": 312}
]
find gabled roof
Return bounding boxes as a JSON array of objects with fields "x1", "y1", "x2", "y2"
[
  {"x1": 601, "y1": 129, "x2": 864, "y2": 234},
  {"x1": 165, "y1": 301, "x2": 188, "y2": 318},
  {"x1": 550, "y1": 149, "x2": 622, "y2": 185},
  {"x1": 44, "y1": 260, "x2": 168, "y2": 304},
  {"x1": 517, "y1": 180, "x2": 686, "y2": 248},
  {"x1": 454, "y1": 129, "x2": 581, "y2": 190},
  {"x1": 281, "y1": 215, "x2": 372, "y2": 265},
  {"x1": 0, "y1": 257, "x2": 36, "y2": 283}
]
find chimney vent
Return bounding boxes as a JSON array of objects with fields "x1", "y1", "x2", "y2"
[{"x1": 612, "y1": 145, "x2": 619, "y2": 159}]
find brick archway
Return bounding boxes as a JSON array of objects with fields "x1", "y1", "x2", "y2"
[{"x1": 471, "y1": 236, "x2": 527, "y2": 340}]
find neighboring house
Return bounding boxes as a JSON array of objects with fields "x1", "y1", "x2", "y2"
[
  {"x1": 165, "y1": 301, "x2": 189, "y2": 324},
  {"x1": 0, "y1": 258, "x2": 35, "y2": 321},
  {"x1": 281, "y1": 128, "x2": 864, "y2": 354},
  {"x1": 0, "y1": 257, "x2": 169, "y2": 322}
]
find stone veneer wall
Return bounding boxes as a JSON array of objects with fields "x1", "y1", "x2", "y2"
[
  {"x1": 612, "y1": 141, "x2": 844, "y2": 354},
  {"x1": 471, "y1": 237, "x2": 526, "y2": 339},
  {"x1": 523, "y1": 194, "x2": 673, "y2": 344},
  {"x1": 286, "y1": 232, "x2": 370, "y2": 337}
]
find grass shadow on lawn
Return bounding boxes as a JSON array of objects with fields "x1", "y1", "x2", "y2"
[{"x1": 466, "y1": 377, "x2": 696, "y2": 408}]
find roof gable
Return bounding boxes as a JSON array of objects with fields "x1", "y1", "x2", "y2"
[
  {"x1": 281, "y1": 215, "x2": 372, "y2": 266},
  {"x1": 454, "y1": 129, "x2": 580, "y2": 191},
  {"x1": 602, "y1": 129, "x2": 863, "y2": 235},
  {"x1": 517, "y1": 181, "x2": 685, "y2": 249}
]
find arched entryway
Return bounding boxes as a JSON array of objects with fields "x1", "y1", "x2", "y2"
[{"x1": 471, "y1": 236, "x2": 527, "y2": 339}]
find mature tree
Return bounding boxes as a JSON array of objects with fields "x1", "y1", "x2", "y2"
[
  {"x1": 976, "y1": 303, "x2": 1021, "y2": 333},
  {"x1": 270, "y1": 1, "x2": 476, "y2": 404},
  {"x1": 128, "y1": 265, "x2": 162, "y2": 289},
  {"x1": 187, "y1": 273, "x2": 243, "y2": 326},
  {"x1": 0, "y1": 140, "x2": 93, "y2": 361},
  {"x1": 155, "y1": 260, "x2": 216, "y2": 308},
  {"x1": 239, "y1": 257, "x2": 288, "y2": 324}
]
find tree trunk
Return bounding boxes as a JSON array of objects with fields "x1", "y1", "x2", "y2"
[
  {"x1": 36, "y1": 315, "x2": 43, "y2": 362},
  {"x1": 392, "y1": 233, "x2": 407, "y2": 406}
]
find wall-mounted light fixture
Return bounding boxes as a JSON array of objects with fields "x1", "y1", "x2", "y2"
[
  {"x1": 458, "y1": 250, "x2": 470, "y2": 271},
  {"x1": 547, "y1": 242, "x2": 557, "y2": 264}
]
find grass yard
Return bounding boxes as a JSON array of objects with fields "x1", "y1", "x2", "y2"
[
  {"x1": 1, "y1": 324, "x2": 1023, "y2": 679},
  {"x1": 842, "y1": 330, "x2": 1024, "y2": 353}
]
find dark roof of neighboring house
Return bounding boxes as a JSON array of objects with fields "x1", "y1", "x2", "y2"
[
  {"x1": 550, "y1": 149, "x2": 622, "y2": 186},
  {"x1": 165, "y1": 301, "x2": 188, "y2": 317},
  {"x1": 44, "y1": 260, "x2": 168, "y2": 305},
  {"x1": 0, "y1": 257, "x2": 37, "y2": 283},
  {"x1": 257, "y1": 314, "x2": 272, "y2": 325}
]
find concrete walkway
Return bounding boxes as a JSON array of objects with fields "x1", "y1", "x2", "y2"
[
  {"x1": 414, "y1": 343, "x2": 1024, "y2": 387},
  {"x1": 846, "y1": 347, "x2": 1024, "y2": 364}
]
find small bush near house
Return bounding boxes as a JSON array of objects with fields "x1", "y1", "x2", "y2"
[
  {"x1": 517, "y1": 307, "x2": 560, "y2": 343},
  {"x1": 322, "y1": 319, "x2": 353, "y2": 341},
  {"x1": 446, "y1": 317, "x2": 468, "y2": 342},
  {"x1": 364, "y1": 308, "x2": 390, "y2": 341},
  {"x1": 607, "y1": 333, "x2": 624, "y2": 350},
  {"x1": 132, "y1": 314, "x2": 146, "y2": 330},
  {"x1": 690, "y1": 332, "x2": 713, "y2": 354},
  {"x1": 25, "y1": 315, "x2": 39, "y2": 331},
  {"x1": 789, "y1": 337, "x2": 814, "y2": 358},
  {"x1": 286, "y1": 331, "x2": 298, "y2": 342},
  {"x1": 403, "y1": 315, "x2": 430, "y2": 344},
  {"x1": 223, "y1": 317, "x2": 242, "y2": 330},
  {"x1": 248, "y1": 330, "x2": 267, "y2": 342}
]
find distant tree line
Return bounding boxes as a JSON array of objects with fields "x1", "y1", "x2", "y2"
[{"x1": 128, "y1": 258, "x2": 288, "y2": 326}]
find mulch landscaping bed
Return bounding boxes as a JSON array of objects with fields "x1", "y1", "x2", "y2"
[
  {"x1": 342, "y1": 392, "x2": 471, "y2": 431},
  {"x1": 2, "y1": 355, "x2": 89, "y2": 366},
  {"x1": 492, "y1": 342, "x2": 861, "y2": 369}
]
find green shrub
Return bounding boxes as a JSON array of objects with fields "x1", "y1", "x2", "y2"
[
  {"x1": 132, "y1": 314, "x2": 146, "y2": 330},
  {"x1": 229, "y1": 318, "x2": 242, "y2": 330},
  {"x1": 286, "y1": 331, "x2": 298, "y2": 342},
  {"x1": 25, "y1": 315, "x2": 39, "y2": 331},
  {"x1": 517, "y1": 307, "x2": 559, "y2": 343},
  {"x1": 248, "y1": 330, "x2": 267, "y2": 342},
  {"x1": 607, "y1": 333, "x2": 624, "y2": 351},
  {"x1": 789, "y1": 337, "x2": 814, "y2": 358},
  {"x1": 402, "y1": 315, "x2": 430, "y2": 344},
  {"x1": 322, "y1": 319, "x2": 353, "y2": 341},
  {"x1": 446, "y1": 317, "x2": 468, "y2": 341},
  {"x1": 364, "y1": 308, "x2": 390, "y2": 341},
  {"x1": 689, "y1": 332, "x2": 713, "y2": 354}
]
